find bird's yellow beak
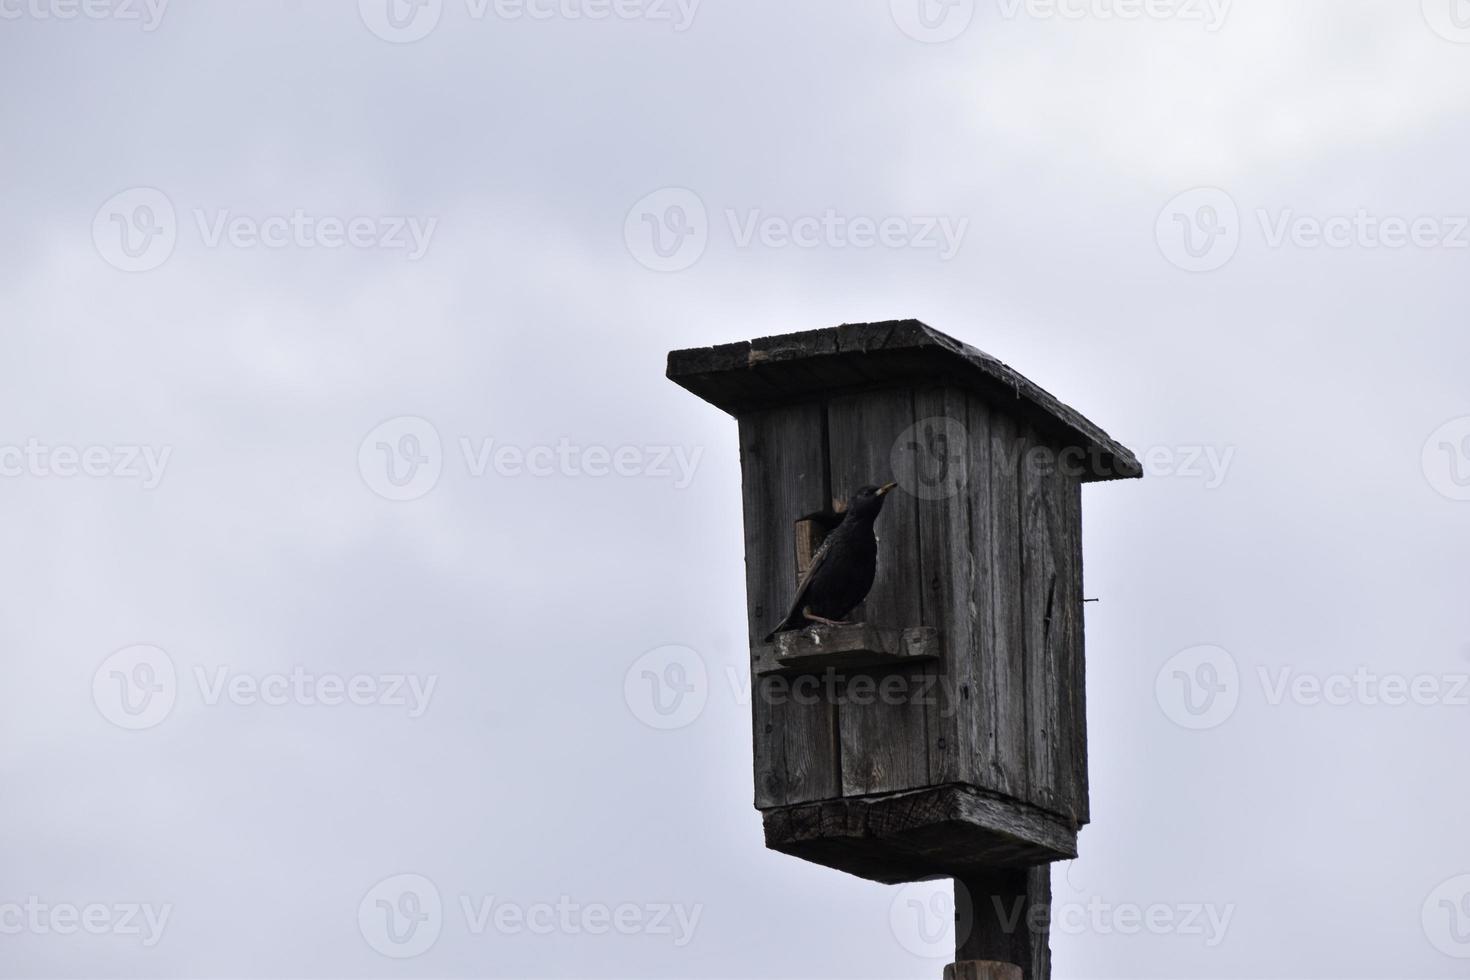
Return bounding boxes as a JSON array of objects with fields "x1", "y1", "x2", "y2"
[{"x1": 877, "y1": 482, "x2": 898, "y2": 496}]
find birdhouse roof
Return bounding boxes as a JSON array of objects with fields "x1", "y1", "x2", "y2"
[{"x1": 667, "y1": 319, "x2": 1141, "y2": 483}]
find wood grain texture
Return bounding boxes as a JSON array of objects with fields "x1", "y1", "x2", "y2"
[
  {"x1": 1026, "y1": 865, "x2": 1053, "y2": 980},
  {"x1": 667, "y1": 320, "x2": 1142, "y2": 483},
  {"x1": 1020, "y1": 424, "x2": 1063, "y2": 816},
  {"x1": 982, "y1": 405, "x2": 1028, "y2": 803},
  {"x1": 912, "y1": 385, "x2": 971, "y2": 789},
  {"x1": 826, "y1": 388, "x2": 930, "y2": 798},
  {"x1": 1018, "y1": 425, "x2": 1090, "y2": 824},
  {"x1": 754, "y1": 625, "x2": 939, "y2": 676},
  {"x1": 762, "y1": 784, "x2": 1077, "y2": 884},
  {"x1": 945, "y1": 963, "x2": 1023, "y2": 980},
  {"x1": 955, "y1": 865, "x2": 1052, "y2": 980},
  {"x1": 1060, "y1": 478, "x2": 1088, "y2": 825},
  {"x1": 738, "y1": 404, "x2": 839, "y2": 808}
]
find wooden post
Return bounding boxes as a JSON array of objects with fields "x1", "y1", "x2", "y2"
[
  {"x1": 944, "y1": 963, "x2": 1022, "y2": 980},
  {"x1": 952, "y1": 865, "x2": 1051, "y2": 980}
]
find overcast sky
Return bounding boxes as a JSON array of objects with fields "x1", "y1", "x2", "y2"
[{"x1": 2, "y1": 1, "x2": 1469, "y2": 977}]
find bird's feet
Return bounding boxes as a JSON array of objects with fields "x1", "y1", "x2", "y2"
[{"x1": 802, "y1": 609, "x2": 851, "y2": 628}]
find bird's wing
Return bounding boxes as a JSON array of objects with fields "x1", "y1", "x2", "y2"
[{"x1": 776, "y1": 523, "x2": 840, "y2": 627}]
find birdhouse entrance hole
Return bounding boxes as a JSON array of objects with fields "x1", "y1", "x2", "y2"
[{"x1": 793, "y1": 511, "x2": 842, "y2": 581}]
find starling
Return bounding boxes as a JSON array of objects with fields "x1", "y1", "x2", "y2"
[{"x1": 763, "y1": 483, "x2": 898, "y2": 643}]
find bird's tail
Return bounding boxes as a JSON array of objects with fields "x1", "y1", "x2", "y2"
[{"x1": 762, "y1": 614, "x2": 801, "y2": 645}]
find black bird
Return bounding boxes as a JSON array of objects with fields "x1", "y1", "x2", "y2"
[{"x1": 763, "y1": 482, "x2": 898, "y2": 642}]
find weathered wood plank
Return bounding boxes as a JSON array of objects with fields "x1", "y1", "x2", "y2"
[
  {"x1": 667, "y1": 320, "x2": 1142, "y2": 482},
  {"x1": 738, "y1": 404, "x2": 839, "y2": 808},
  {"x1": 950, "y1": 396, "x2": 995, "y2": 797},
  {"x1": 827, "y1": 388, "x2": 930, "y2": 797},
  {"x1": 762, "y1": 785, "x2": 1078, "y2": 885},
  {"x1": 754, "y1": 625, "x2": 939, "y2": 676},
  {"x1": 955, "y1": 866, "x2": 1052, "y2": 980},
  {"x1": 1027, "y1": 865, "x2": 1053, "y2": 980},
  {"x1": 912, "y1": 385, "x2": 974, "y2": 788},
  {"x1": 1060, "y1": 478, "x2": 1088, "y2": 825},
  {"x1": 981, "y1": 404, "x2": 1028, "y2": 802},
  {"x1": 1020, "y1": 425, "x2": 1063, "y2": 817},
  {"x1": 945, "y1": 963, "x2": 1023, "y2": 980}
]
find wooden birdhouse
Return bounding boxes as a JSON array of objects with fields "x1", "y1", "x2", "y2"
[{"x1": 668, "y1": 321, "x2": 1141, "y2": 887}]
